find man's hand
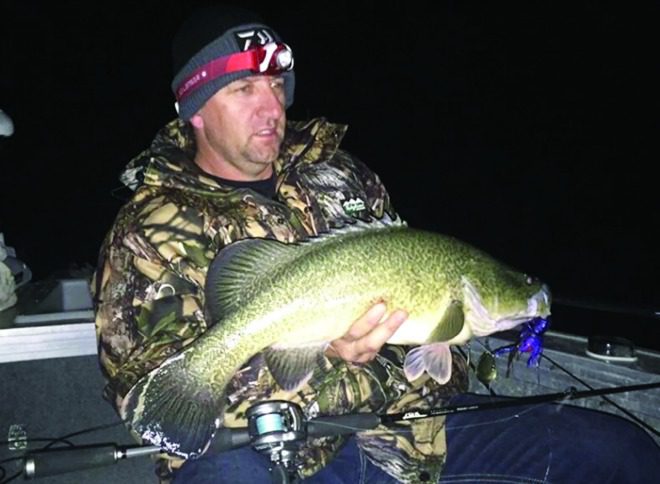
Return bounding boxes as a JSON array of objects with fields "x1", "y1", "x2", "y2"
[{"x1": 325, "y1": 303, "x2": 408, "y2": 364}]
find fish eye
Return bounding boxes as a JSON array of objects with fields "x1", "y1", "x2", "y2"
[{"x1": 525, "y1": 275, "x2": 534, "y2": 285}]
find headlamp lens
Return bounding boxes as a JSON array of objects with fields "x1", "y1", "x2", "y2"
[{"x1": 257, "y1": 42, "x2": 294, "y2": 75}]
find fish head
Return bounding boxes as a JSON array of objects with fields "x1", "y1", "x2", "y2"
[{"x1": 461, "y1": 267, "x2": 551, "y2": 337}]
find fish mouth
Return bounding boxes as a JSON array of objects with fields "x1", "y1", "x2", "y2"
[
  {"x1": 527, "y1": 283, "x2": 552, "y2": 317},
  {"x1": 463, "y1": 278, "x2": 552, "y2": 337}
]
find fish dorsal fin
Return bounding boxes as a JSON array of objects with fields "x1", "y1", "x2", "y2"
[
  {"x1": 205, "y1": 214, "x2": 407, "y2": 321},
  {"x1": 205, "y1": 237, "x2": 301, "y2": 321},
  {"x1": 282, "y1": 213, "x2": 407, "y2": 250},
  {"x1": 428, "y1": 300, "x2": 465, "y2": 342}
]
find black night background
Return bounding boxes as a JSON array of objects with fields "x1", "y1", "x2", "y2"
[{"x1": 1, "y1": 2, "x2": 658, "y2": 348}]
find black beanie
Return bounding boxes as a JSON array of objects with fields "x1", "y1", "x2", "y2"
[{"x1": 171, "y1": 5, "x2": 295, "y2": 120}]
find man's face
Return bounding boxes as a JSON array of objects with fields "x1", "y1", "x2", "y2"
[{"x1": 196, "y1": 75, "x2": 286, "y2": 179}]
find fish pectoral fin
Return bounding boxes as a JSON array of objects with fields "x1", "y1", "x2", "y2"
[
  {"x1": 428, "y1": 300, "x2": 465, "y2": 342},
  {"x1": 403, "y1": 343, "x2": 453, "y2": 385},
  {"x1": 263, "y1": 345, "x2": 326, "y2": 392},
  {"x1": 120, "y1": 354, "x2": 221, "y2": 459}
]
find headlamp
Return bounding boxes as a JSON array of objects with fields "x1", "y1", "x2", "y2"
[{"x1": 175, "y1": 42, "x2": 294, "y2": 102}]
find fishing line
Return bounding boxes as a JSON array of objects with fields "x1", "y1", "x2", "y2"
[
  {"x1": 0, "y1": 420, "x2": 127, "y2": 482},
  {"x1": 0, "y1": 469, "x2": 21, "y2": 484},
  {"x1": 41, "y1": 420, "x2": 126, "y2": 450},
  {"x1": 307, "y1": 420, "x2": 412, "y2": 437},
  {"x1": 540, "y1": 353, "x2": 660, "y2": 438},
  {"x1": 454, "y1": 345, "x2": 549, "y2": 429},
  {"x1": 0, "y1": 439, "x2": 74, "y2": 483},
  {"x1": 0, "y1": 438, "x2": 74, "y2": 448},
  {"x1": 417, "y1": 346, "x2": 536, "y2": 430},
  {"x1": 0, "y1": 456, "x2": 25, "y2": 484},
  {"x1": 553, "y1": 295, "x2": 660, "y2": 320},
  {"x1": 444, "y1": 405, "x2": 540, "y2": 432},
  {"x1": 466, "y1": 336, "x2": 660, "y2": 438},
  {"x1": 457, "y1": 345, "x2": 498, "y2": 397}
]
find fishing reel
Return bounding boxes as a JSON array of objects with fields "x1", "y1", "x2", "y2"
[{"x1": 246, "y1": 400, "x2": 307, "y2": 481}]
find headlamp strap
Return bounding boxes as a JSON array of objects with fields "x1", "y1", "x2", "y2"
[{"x1": 175, "y1": 42, "x2": 292, "y2": 102}]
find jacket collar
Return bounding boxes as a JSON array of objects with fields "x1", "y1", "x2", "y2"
[{"x1": 120, "y1": 117, "x2": 348, "y2": 192}]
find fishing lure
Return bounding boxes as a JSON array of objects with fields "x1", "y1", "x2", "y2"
[
  {"x1": 493, "y1": 316, "x2": 551, "y2": 367},
  {"x1": 475, "y1": 317, "x2": 551, "y2": 386}
]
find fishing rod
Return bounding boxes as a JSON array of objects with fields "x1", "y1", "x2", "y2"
[
  {"x1": 380, "y1": 381, "x2": 660, "y2": 424},
  {"x1": 19, "y1": 381, "x2": 660, "y2": 483},
  {"x1": 553, "y1": 295, "x2": 660, "y2": 320}
]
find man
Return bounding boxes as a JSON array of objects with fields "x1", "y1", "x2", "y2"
[
  {"x1": 94, "y1": 5, "x2": 462, "y2": 483},
  {"x1": 94, "y1": 5, "x2": 659, "y2": 483}
]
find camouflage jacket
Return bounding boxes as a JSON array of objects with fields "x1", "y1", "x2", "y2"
[{"x1": 93, "y1": 117, "x2": 468, "y2": 483}]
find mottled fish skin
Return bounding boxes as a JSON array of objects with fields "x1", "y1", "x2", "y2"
[{"x1": 120, "y1": 220, "x2": 551, "y2": 457}]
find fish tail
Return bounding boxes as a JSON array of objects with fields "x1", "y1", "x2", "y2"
[{"x1": 120, "y1": 354, "x2": 222, "y2": 458}]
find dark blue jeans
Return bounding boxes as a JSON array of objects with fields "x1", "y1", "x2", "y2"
[{"x1": 173, "y1": 394, "x2": 660, "y2": 483}]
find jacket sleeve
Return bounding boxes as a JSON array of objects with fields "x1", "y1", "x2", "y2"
[{"x1": 93, "y1": 194, "x2": 216, "y2": 411}]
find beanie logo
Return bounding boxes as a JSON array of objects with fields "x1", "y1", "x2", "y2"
[{"x1": 234, "y1": 28, "x2": 275, "y2": 51}]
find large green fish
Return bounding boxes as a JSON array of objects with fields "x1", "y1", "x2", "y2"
[{"x1": 120, "y1": 217, "x2": 551, "y2": 457}]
